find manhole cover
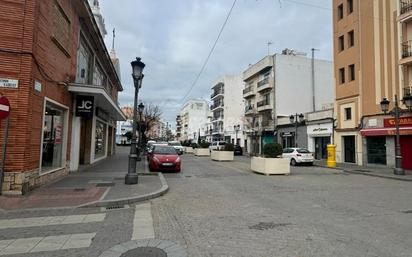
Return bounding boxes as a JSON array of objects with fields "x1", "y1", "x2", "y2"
[{"x1": 120, "y1": 247, "x2": 167, "y2": 257}]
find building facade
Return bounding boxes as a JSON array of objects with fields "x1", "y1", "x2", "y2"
[
  {"x1": 211, "y1": 75, "x2": 245, "y2": 147},
  {"x1": 179, "y1": 99, "x2": 209, "y2": 141},
  {"x1": 243, "y1": 52, "x2": 333, "y2": 155},
  {"x1": 333, "y1": 0, "x2": 412, "y2": 170},
  {"x1": 0, "y1": 0, "x2": 125, "y2": 195}
]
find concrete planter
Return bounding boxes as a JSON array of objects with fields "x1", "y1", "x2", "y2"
[
  {"x1": 251, "y1": 157, "x2": 290, "y2": 175},
  {"x1": 184, "y1": 147, "x2": 194, "y2": 154},
  {"x1": 194, "y1": 148, "x2": 210, "y2": 156},
  {"x1": 211, "y1": 151, "x2": 234, "y2": 161}
]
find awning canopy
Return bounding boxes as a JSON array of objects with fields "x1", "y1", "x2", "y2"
[
  {"x1": 68, "y1": 84, "x2": 126, "y2": 121},
  {"x1": 360, "y1": 127, "x2": 412, "y2": 136}
]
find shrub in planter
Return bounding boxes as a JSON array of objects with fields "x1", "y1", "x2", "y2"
[
  {"x1": 191, "y1": 143, "x2": 199, "y2": 149},
  {"x1": 223, "y1": 143, "x2": 235, "y2": 151},
  {"x1": 199, "y1": 140, "x2": 210, "y2": 149},
  {"x1": 263, "y1": 143, "x2": 283, "y2": 158}
]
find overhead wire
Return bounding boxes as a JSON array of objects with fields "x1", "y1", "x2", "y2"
[{"x1": 180, "y1": 0, "x2": 238, "y2": 103}]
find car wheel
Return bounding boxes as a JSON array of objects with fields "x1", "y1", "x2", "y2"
[{"x1": 290, "y1": 158, "x2": 297, "y2": 166}]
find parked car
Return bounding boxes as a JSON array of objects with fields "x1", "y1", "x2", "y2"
[
  {"x1": 146, "y1": 142, "x2": 168, "y2": 160},
  {"x1": 168, "y1": 141, "x2": 184, "y2": 155},
  {"x1": 147, "y1": 145, "x2": 181, "y2": 172},
  {"x1": 282, "y1": 148, "x2": 314, "y2": 166},
  {"x1": 234, "y1": 145, "x2": 243, "y2": 156},
  {"x1": 209, "y1": 141, "x2": 226, "y2": 152}
]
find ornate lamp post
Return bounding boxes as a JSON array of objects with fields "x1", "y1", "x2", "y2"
[
  {"x1": 380, "y1": 93, "x2": 412, "y2": 175},
  {"x1": 234, "y1": 124, "x2": 240, "y2": 145},
  {"x1": 125, "y1": 57, "x2": 145, "y2": 185},
  {"x1": 289, "y1": 113, "x2": 304, "y2": 147}
]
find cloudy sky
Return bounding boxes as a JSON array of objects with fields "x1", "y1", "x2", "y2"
[{"x1": 100, "y1": 0, "x2": 333, "y2": 126}]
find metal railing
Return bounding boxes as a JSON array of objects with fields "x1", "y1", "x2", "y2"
[
  {"x1": 257, "y1": 77, "x2": 269, "y2": 87},
  {"x1": 243, "y1": 86, "x2": 253, "y2": 94},
  {"x1": 401, "y1": 0, "x2": 412, "y2": 14},
  {"x1": 211, "y1": 90, "x2": 224, "y2": 99},
  {"x1": 245, "y1": 105, "x2": 254, "y2": 113},
  {"x1": 402, "y1": 40, "x2": 412, "y2": 58},
  {"x1": 404, "y1": 87, "x2": 412, "y2": 96},
  {"x1": 257, "y1": 99, "x2": 270, "y2": 107},
  {"x1": 211, "y1": 102, "x2": 224, "y2": 110}
]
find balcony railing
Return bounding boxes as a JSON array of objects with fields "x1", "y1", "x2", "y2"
[
  {"x1": 401, "y1": 0, "x2": 412, "y2": 15},
  {"x1": 211, "y1": 102, "x2": 224, "y2": 110},
  {"x1": 405, "y1": 87, "x2": 412, "y2": 96},
  {"x1": 212, "y1": 115, "x2": 224, "y2": 121},
  {"x1": 211, "y1": 90, "x2": 224, "y2": 99},
  {"x1": 245, "y1": 105, "x2": 254, "y2": 113},
  {"x1": 257, "y1": 77, "x2": 269, "y2": 87},
  {"x1": 257, "y1": 99, "x2": 270, "y2": 107},
  {"x1": 243, "y1": 86, "x2": 253, "y2": 94},
  {"x1": 402, "y1": 40, "x2": 412, "y2": 58}
]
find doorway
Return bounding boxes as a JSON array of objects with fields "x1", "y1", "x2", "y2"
[
  {"x1": 314, "y1": 136, "x2": 330, "y2": 159},
  {"x1": 400, "y1": 136, "x2": 412, "y2": 170},
  {"x1": 343, "y1": 136, "x2": 356, "y2": 163}
]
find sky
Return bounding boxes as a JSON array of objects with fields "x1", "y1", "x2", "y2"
[{"x1": 99, "y1": 0, "x2": 333, "y2": 127}]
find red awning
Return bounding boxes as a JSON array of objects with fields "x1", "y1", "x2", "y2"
[{"x1": 360, "y1": 127, "x2": 412, "y2": 136}]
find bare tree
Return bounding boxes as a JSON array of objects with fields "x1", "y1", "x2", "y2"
[{"x1": 143, "y1": 104, "x2": 163, "y2": 136}]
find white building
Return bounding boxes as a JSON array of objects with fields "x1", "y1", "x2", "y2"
[
  {"x1": 243, "y1": 51, "x2": 333, "y2": 154},
  {"x1": 88, "y1": 0, "x2": 107, "y2": 38},
  {"x1": 211, "y1": 75, "x2": 245, "y2": 147},
  {"x1": 180, "y1": 99, "x2": 209, "y2": 141}
]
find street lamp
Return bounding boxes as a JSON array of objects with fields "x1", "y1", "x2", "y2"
[
  {"x1": 380, "y1": 94, "x2": 412, "y2": 175},
  {"x1": 234, "y1": 124, "x2": 240, "y2": 145},
  {"x1": 125, "y1": 57, "x2": 145, "y2": 185},
  {"x1": 289, "y1": 113, "x2": 304, "y2": 147},
  {"x1": 136, "y1": 102, "x2": 145, "y2": 162}
]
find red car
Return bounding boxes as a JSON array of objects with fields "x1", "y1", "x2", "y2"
[{"x1": 148, "y1": 145, "x2": 181, "y2": 172}]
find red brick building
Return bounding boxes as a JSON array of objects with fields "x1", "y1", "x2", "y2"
[{"x1": 0, "y1": 0, "x2": 125, "y2": 195}]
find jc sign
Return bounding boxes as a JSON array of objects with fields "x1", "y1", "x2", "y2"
[{"x1": 76, "y1": 95, "x2": 94, "y2": 118}]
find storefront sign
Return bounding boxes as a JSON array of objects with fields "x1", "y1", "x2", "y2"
[
  {"x1": 307, "y1": 123, "x2": 332, "y2": 136},
  {"x1": 281, "y1": 132, "x2": 294, "y2": 137},
  {"x1": 312, "y1": 128, "x2": 328, "y2": 132},
  {"x1": 34, "y1": 81, "x2": 42, "y2": 92},
  {"x1": 0, "y1": 78, "x2": 18, "y2": 89},
  {"x1": 384, "y1": 117, "x2": 412, "y2": 127},
  {"x1": 76, "y1": 95, "x2": 94, "y2": 118},
  {"x1": 54, "y1": 125, "x2": 62, "y2": 144}
]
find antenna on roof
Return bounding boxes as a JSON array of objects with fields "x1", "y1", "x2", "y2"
[{"x1": 112, "y1": 28, "x2": 115, "y2": 52}]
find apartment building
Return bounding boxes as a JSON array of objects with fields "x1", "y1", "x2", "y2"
[
  {"x1": 243, "y1": 52, "x2": 333, "y2": 155},
  {"x1": 333, "y1": 0, "x2": 412, "y2": 170},
  {"x1": 175, "y1": 115, "x2": 182, "y2": 141},
  {"x1": 179, "y1": 99, "x2": 209, "y2": 141},
  {"x1": 211, "y1": 75, "x2": 245, "y2": 146},
  {"x1": 0, "y1": 0, "x2": 125, "y2": 195}
]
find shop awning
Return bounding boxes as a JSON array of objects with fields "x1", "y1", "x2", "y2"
[
  {"x1": 360, "y1": 127, "x2": 412, "y2": 136},
  {"x1": 68, "y1": 84, "x2": 126, "y2": 121}
]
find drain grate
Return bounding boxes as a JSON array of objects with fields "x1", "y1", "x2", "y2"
[
  {"x1": 249, "y1": 222, "x2": 291, "y2": 231},
  {"x1": 105, "y1": 205, "x2": 127, "y2": 211},
  {"x1": 96, "y1": 182, "x2": 115, "y2": 187},
  {"x1": 73, "y1": 188, "x2": 86, "y2": 192}
]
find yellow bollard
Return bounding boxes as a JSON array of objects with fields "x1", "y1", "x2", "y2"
[{"x1": 327, "y1": 144, "x2": 337, "y2": 168}]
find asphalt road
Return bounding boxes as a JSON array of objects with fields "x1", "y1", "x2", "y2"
[{"x1": 1, "y1": 154, "x2": 412, "y2": 257}]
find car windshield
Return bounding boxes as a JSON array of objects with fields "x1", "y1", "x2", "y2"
[
  {"x1": 218, "y1": 142, "x2": 226, "y2": 145},
  {"x1": 297, "y1": 148, "x2": 310, "y2": 153},
  {"x1": 153, "y1": 146, "x2": 177, "y2": 155},
  {"x1": 168, "y1": 142, "x2": 181, "y2": 146}
]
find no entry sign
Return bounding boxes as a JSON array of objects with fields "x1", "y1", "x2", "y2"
[{"x1": 0, "y1": 96, "x2": 10, "y2": 120}]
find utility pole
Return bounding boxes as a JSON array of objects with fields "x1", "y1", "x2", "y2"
[{"x1": 311, "y1": 48, "x2": 319, "y2": 112}]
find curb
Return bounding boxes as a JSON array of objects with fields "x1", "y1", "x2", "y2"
[
  {"x1": 314, "y1": 164, "x2": 412, "y2": 182},
  {"x1": 78, "y1": 172, "x2": 169, "y2": 208}
]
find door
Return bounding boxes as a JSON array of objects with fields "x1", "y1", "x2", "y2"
[
  {"x1": 343, "y1": 136, "x2": 356, "y2": 163},
  {"x1": 315, "y1": 137, "x2": 331, "y2": 160},
  {"x1": 400, "y1": 136, "x2": 412, "y2": 170}
]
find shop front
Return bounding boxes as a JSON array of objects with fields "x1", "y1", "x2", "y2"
[
  {"x1": 306, "y1": 123, "x2": 333, "y2": 160},
  {"x1": 360, "y1": 116, "x2": 412, "y2": 170},
  {"x1": 277, "y1": 124, "x2": 308, "y2": 149}
]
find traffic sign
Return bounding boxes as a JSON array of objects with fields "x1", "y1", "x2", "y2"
[{"x1": 0, "y1": 96, "x2": 10, "y2": 120}]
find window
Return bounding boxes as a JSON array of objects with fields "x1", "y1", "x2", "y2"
[
  {"x1": 349, "y1": 64, "x2": 355, "y2": 81},
  {"x1": 76, "y1": 39, "x2": 92, "y2": 84},
  {"x1": 52, "y1": 1, "x2": 71, "y2": 56},
  {"x1": 348, "y1": 30, "x2": 354, "y2": 47},
  {"x1": 367, "y1": 137, "x2": 386, "y2": 165},
  {"x1": 344, "y1": 107, "x2": 352, "y2": 120},
  {"x1": 338, "y1": 4, "x2": 344, "y2": 20},
  {"x1": 339, "y1": 67, "x2": 345, "y2": 84},
  {"x1": 347, "y1": 0, "x2": 353, "y2": 14},
  {"x1": 338, "y1": 35, "x2": 344, "y2": 51},
  {"x1": 93, "y1": 63, "x2": 105, "y2": 86},
  {"x1": 41, "y1": 102, "x2": 66, "y2": 173},
  {"x1": 95, "y1": 120, "x2": 107, "y2": 159}
]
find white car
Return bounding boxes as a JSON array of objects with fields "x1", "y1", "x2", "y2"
[
  {"x1": 168, "y1": 141, "x2": 184, "y2": 155},
  {"x1": 282, "y1": 148, "x2": 314, "y2": 166},
  {"x1": 209, "y1": 141, "x2": 226, "y2": 152}
]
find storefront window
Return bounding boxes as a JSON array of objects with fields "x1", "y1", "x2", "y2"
[
  {"x1": 95, "y1": 120, "x2": 107, "y2": 159},
  {"x1": 42, "y1": 103, "x2": 66, "y2": 173},
  {"x1": 367, "y1": 137, "x2": 386, "y2": 165}
]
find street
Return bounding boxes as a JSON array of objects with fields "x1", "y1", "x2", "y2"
[{"x1": 1, "y1": 153, "x2": 412, "y2": 257}]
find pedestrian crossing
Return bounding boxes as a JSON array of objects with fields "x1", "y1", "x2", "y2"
[{"x1": 0, "y1": 203, "x2": 155, "y2": 256}]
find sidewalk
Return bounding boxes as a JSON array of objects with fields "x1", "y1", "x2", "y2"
[
  {"x1": 314, "y1": 160, "x2": 412, "y2": 181},
  {"x1": 0, "y1": 147, "x2": 168, "y2": 211}
]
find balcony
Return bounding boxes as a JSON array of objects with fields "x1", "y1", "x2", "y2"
[
  {"x1": 245, "y1": 105, "x2": 255, "y2": 115},
  {"x1": 257, "y1": 100, "x2": 272, "y2": 112},
  {"x1": 401, "y1": 40, "x2": 412, "y2": 65},
  {"x1": 212, "y1": 115, "x2": 224, "y2": 122},
  {"x1": 211, "y1": 102, "x2": 224, "y2": 110},
  {"x1": 211, "y1": 90, "x2": 224, "y2": 99},
  {"x1": 256, "y1": 77, "x2": 272, "y2": 92},
  {"x1": 243, "y1": 86, "x2": 255, "y2": 98}
]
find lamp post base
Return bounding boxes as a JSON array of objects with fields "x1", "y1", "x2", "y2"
[
  {"x1": 394, "y1": 167, "x2": 405, "y2": 176},
  {"x1": 125, "y1": 173, "x2": 138, "y2": 184}
]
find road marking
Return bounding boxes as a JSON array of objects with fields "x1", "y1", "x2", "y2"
[
  {"x1": 0, "y1": 233, "x2": 96, "y2": 255},
  {"x1": 0, "y1": 213, "x2": 106, "y2": 229},
  {"x1": 131, "y1": 203, "x2": 155, "y2": 240}
]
